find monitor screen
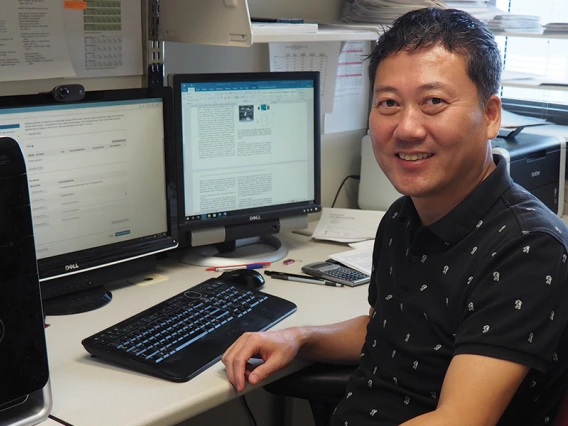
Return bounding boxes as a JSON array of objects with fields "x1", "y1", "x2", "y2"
[
  {"x1": 170, "y1": 72, "x2": 321, "y2": 266},
  {"x1": 0, "y1": 87, "x2": 178, "y2": 314}
]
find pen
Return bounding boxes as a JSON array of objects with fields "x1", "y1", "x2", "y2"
[
  {"x1": 264, "y1": 270, "x2": 343, "y2": 287},
  {"x1": 206, "y1": 263, "x2": 269, "y2": 272}
]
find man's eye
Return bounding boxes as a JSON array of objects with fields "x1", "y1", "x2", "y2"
[
  {"x1": 426, "y1": 97, "x2": 443, "y2": 105},
  {"x1": 379, "y1": 99, "x2": 397, "y2": 107}
]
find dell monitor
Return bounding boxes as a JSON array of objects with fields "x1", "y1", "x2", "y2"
[
  {"x1": 0, "y1": 87, "x2": 178, "y2": 315},
  {"x1": 170, "y1": 72, "x2": 321, "y2": 266}
]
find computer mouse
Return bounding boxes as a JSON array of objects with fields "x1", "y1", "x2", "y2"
[{"x1": 220, "y1": 269, "x2": 265, "y2": 290}]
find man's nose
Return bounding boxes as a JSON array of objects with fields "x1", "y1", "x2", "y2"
[{"x1": 393, "y1": 106, "x2": 427, "y2": 142}]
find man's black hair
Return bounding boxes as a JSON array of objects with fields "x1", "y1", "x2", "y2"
[{"x1": 368, "y1": 8, "x2": 502, "y2": 104}]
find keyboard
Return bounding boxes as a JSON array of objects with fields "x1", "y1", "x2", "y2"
[{"x1": 81, "y1": 278, "x2": 297, "y2": 382}]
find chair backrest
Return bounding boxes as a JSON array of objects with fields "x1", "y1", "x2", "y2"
[{"x1": 553, "y1": 389, "x2": 568, "y2": 426}]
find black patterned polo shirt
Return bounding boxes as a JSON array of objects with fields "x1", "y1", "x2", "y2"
[{"x1": 331, "y1": 156, "x2": 568, "y2": 426}]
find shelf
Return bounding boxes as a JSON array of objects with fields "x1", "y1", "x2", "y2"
[
  {"x1": 157, "y1": 0, "x2": 568, "y2": 46},
  {"x1": 158, "y1": 0, "x2": 380, "y2": 47},
  {"x1": 252, "y1": 26, "x2": 381, "y2": 43}
]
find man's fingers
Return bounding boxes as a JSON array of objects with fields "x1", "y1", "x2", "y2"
[
  {"x1": 222, "y1": 333, "x2": 259, "y2": 392},
  {"x1": 247, "y1": 357, "x2": 280, "y2": 385}
]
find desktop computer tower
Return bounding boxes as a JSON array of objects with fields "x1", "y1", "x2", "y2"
[{"x1": 0, "y1": 137, "x2": 51, "y2": 425}]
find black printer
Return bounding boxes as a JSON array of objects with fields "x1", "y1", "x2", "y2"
[{"x1": 491, "y1": 133, "x2": 566, "y2": 216}]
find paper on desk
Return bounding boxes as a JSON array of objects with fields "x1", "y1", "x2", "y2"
[
  {"x1": 499, "y1": 109, "x2": 549, "y2": 138},
  {"x1": 501, "y1": 109, "x2": 548, "y2": 128},
  {"x1": 311, "y1": 208, "x2": 385, "y2": 243},
  {"x1": 349, "y1": 239, "x2": 375, "y2": 250},
  {"x1": 329, "y1": 245, "x2": 374, "y2": 276}
]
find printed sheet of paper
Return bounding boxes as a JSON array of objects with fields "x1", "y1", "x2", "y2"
[
  {"x1": 324, "y1": 41, "x2": 370, "y2": 134},
  {"x1": 311, "y1": 207, "x2": 385, "y2": 243},
  {"x1": 62, "y1": 0, "x2": 143, "y2": 78},
  {"x1": 0, "y1": 0, "x2": 75, "y2": 82},
  {"x1": 269, "y1": 42, "x2": 340, "y2": 114},
  {"x1": 330, "y1": 245, "x2": 374, "y2": 276}
]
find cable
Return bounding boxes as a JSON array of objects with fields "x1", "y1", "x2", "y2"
[
  {"x1": 331, "y1": 174, "x2": 360, "y2": 208},
  {"x1": 240, "y1": 395, "x2": 258, "y2": 426},
  {"x1": 48, "y1": 415, "x2": 75, "y2": 426}
]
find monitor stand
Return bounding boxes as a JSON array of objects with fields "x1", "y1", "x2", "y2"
[
  {"x1": 42, "y1": 286, "x2": 112, "y2": 316},
  {"x1": 180, "y1": 235, "x2": 288, "y2": 268},
  {"x1": 41, "y1": 256, "x2": 156, "y2": 316}
]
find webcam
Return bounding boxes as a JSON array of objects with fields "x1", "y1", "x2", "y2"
[{"x1": 51, "y1": 84, "x2": 85, "y2": 102}]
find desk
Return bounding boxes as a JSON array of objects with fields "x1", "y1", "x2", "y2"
[{"x1": 44, "y1": 232, "x2": 369, "y2": 426}]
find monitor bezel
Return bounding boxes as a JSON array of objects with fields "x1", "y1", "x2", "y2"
[
  {"x1": 0, "y1": 86, "x2": 179, "y2": 281},
  {"x1": 170, "y1": 71, "x2": 322, "y2": 241}
]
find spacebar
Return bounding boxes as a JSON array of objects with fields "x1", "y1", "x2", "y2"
[{"x1": 174, "y1": 330, "x2": 209, "y2": 352}]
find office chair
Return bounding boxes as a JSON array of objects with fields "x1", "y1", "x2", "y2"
[
  {"x1": 553, "y1": 389, "x2": 568, "y2": 426},
  {"x1": 265, "y1": 363, "x2": 568, "y2": 426},
  {"x1": 263, "y1": 362, "x2": 354, "y2": 426}
]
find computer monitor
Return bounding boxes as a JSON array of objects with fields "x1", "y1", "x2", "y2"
[
  {"x1": 170, "y1": 72, "x2": 321, "y2": 266},
  {"x1": 0, "y1": 87, "x2": 178, "y2": 315}
]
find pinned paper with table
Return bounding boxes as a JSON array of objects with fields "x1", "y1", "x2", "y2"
[
  {"x1": 0, "y1": 0, "x2": 143, "y2": 82},
  {"x1": 311, "y1": 207, "x2": 385, "y2": 243}
]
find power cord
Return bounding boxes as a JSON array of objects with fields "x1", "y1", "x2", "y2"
[
  {"x1": 240, "y1": 395, "x2": 258, "y2": 426},
  {"x1": 331, "y1": 174, "x2": 360, "y2": 208}
]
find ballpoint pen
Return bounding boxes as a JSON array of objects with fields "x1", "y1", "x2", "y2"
[
  {"x1": 206, "y1": 262, "x2": 270, "y2": 272},
  {"x1": 264, "y1": 270, "x2": 343, "y2": 287}
]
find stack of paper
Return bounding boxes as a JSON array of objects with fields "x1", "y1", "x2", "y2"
[
  {"x1": 486, "y1": 14, "x2": 543, "y2": 33},
  {"x1": 543, "y1": 23, "x2": 568, "y2": 35},
  {"x1": 341, "y1": 0, "x2": 497, "y2": 25},
  {"x1": 501, "y1": 70, "x2": 568, "y2": 88},
  {"x1": 342, "y1": 0, "x2": 443, "y2": 25},
  {"x1": 444, "y1": 1, "x2": 497, "y2": 21}
]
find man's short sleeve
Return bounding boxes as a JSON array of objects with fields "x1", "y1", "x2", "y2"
[
  {"x1": 454, "y1": 232, "x2": 568, "y2": 373},
  {"x1": 368, "y1": 214, "x2": 389, "y2": 308}
]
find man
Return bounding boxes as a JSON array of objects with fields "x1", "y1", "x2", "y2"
[{"x1": 222, "y1": 8, "x2": 568, "y2": 425}]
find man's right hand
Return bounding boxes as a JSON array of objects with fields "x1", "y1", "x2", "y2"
[{"x1": 222, "y1": 327, "x2": 303, "y2": 392}]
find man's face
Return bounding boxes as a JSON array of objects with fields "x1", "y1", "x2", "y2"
[{"x1": 369, "y1": 44, "x2": 500, "y2": 211}]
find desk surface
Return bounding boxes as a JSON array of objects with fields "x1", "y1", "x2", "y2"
[{"x1": 44, "y1": 232, "x2": 369, "y2": 426}]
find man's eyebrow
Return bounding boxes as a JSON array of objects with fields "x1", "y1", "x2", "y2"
[
  {"x1": 419, "y1": 82, "x2": 448, "y2": 91},
  {"x1": 373, "y1": 82, "x2": 449, "y2": 95},
  {"x1": 373, "y1": 85, "x2": 399, "y2": 95}
]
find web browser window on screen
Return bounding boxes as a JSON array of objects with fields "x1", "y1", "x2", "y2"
[{"x1": 0, "y1": 99, "x2": 168, "y2": 259}]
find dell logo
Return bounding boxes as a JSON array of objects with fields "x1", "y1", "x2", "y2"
[
  {"x1": 65, "y1": 263, "x2": 80, "y2": 271},
  {"x1": 249, "y1": 215, "x2": 262, "y2": 221},
  {"x1": 531, "y1": 171, "x2": 541, "y2": 178}
]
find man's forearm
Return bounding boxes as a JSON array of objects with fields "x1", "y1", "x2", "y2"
[{"x1": 295, "y1": 315, "x2": 370, "y2": 364}]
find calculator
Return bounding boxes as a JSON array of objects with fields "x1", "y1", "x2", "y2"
[{"x1": 301, "y1": 261, "x2": 370, "y2": 287}]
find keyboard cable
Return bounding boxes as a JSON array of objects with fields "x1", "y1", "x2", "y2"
[{"x1": 240, "y1": 395, "x2": 258, "y2": 426}]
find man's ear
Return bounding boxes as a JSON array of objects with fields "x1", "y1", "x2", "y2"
[{"x1": 484, "y1": 94, "x2": 502, "y2": 140}]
